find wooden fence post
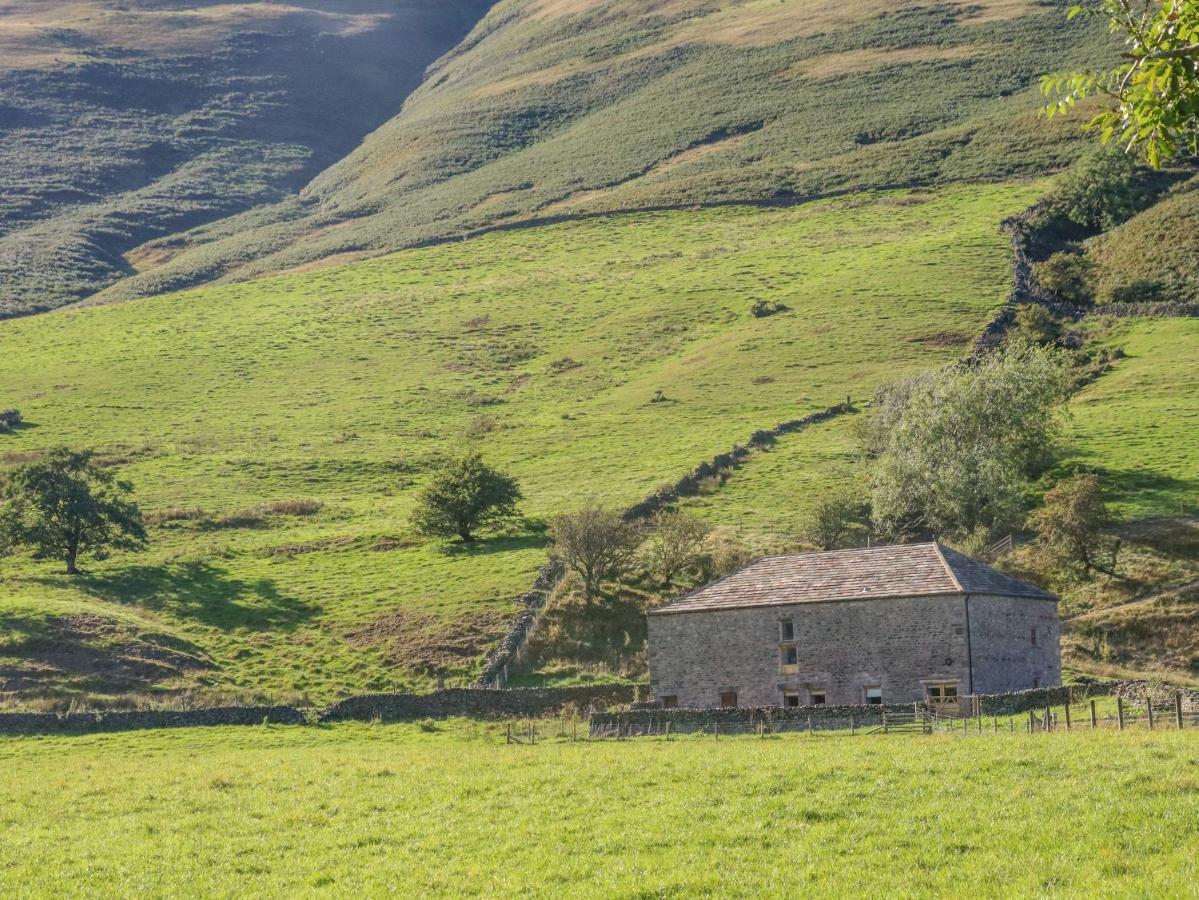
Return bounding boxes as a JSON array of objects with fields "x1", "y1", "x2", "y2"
[
  {"x1": 1028, "y1": 709, "x2": 1034, "y2": 733},
  {"x1": 1045, "y1": 704, "x2": 1053, "y2": 732},
  {"x1": 850, "y1": 715, "x2": 855, "y2": 736},
  {"x1": 807, "y1": 715, "x2": 813, "y2": 735},
  {"x1": 1176, "y1": 691, "x2": 1185, "y2": 730},
  {"x1": 1147, "y1": 701, "x2": 1155, "y2": 731},
  {"x1": 1064, "y1": 703, "x2": 1072, "y2": 732},
  {"x1": 506, "y1": 722, "x2": 512, "y2": 744},
  {"x1": 1090, "y1": 699, "x2": 1098, "y2": 730},
  {"x1": 1117, "y1": 696, "x2": 1125, "y2": 731},
  {"x1": 883, "y1": 710, "x2": 889, "y2": 734}
]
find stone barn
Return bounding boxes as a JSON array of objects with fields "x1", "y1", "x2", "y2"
[{"x1": 646, "y1": 543, "x2": 1059, "y2": 710}]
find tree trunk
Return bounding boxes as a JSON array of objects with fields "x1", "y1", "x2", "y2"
[{"x1": 65, "y1": 543, "x2": 79, "y2": 576}]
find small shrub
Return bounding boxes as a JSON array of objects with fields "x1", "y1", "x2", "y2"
[
  {"x1": 1048, "y1": 150, "x2": 1151, "y2": 231},
  {"x1": 1013, "y1": 304, "x2": 1064, "y2": 346},
  {"x1": 1033, "y1": 252, "x2": 1095, "y2": 305},
  {"x1": 0, "y1": 409, "x2": 22, "y2": 431},
  {"x1": 750, "y1": 299, "x2": 789, "y2": 318},
  {"x1": 548, "y1": 357, "x2": 582, "y2": 374},
  {"x1": 698, "y1": 530, "x2": 753, "y2": 580},
  {"x1": 465, "y1": 414, "x2": 499, "y2": 437},
  {"x1": 257, "y1": 499, "x2": 323, "y2": 517},
  {"x1": 211, "y1": 512, "x2": 269, "y2": 530},
  {"x1": 650, "y1": 389, "x2": 667, "y2": 404}
]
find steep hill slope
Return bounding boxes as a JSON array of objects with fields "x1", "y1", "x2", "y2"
[
  {"x1": 1085, "y1": 175, "x2": 1199, "y2": 305},
  {"x1": 91, "y1": 0, "x2": 1113, "y2": 302},
  {"x1": 0, "y1": 181, "x2": 1040, "y2": 705},
  {"x1": 0, "y1": 0, "x2": 492, "y2": 316}
]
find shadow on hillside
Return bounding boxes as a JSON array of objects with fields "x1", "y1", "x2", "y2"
[
  {"x1": 59, "y1": 562, "x2": 317, "y2": 632},
  {"x1": 0, "y1": 611, "x2": 212, "y2": 696},
  {"x1": 1090, "y1": 468, "x2": 1196, "y2": 514},
  {"x1": 440, "y1": 533, "x2": 548, "y2": 559}
]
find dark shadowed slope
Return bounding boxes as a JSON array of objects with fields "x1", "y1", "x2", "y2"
[{"x1": 0, "y1": 0, "x2": 493, "y2": 317}]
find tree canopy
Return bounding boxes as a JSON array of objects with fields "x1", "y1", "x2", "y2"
[
  {"x1": 410, "y1": 452, "x2": 522, "y2": 542},
  {"x1": 1044, "y1": 1, "x2": 1199, "y2": 166},
  {"x1": 866, "y1": 343, "x2": 1069, "y2": 541},
  {"x1": 548, "y1": 503, "x2": 644, "y2": 602},
  {"x1": 0, "y1": 447, "x2": 146, "y2": 575}
]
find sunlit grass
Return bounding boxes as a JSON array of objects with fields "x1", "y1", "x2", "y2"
[
  {"x1": 1, "y1": 722, "x2": 1198, "y2": 895},
  {"x1": 0, "y1": 183, "x2": 1040, "y2": 701}
]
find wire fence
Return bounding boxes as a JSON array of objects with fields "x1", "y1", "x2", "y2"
[{"x1": 585, "y1": 692, "x2": 1199, "y2": 740}]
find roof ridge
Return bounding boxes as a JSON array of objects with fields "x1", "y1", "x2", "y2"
[
  {"x1": 756, "y1": 541, "x2": 938, "y2": 563},
  {"x1": 930, "y1": 541, "x2": 965, "y2": 593}
]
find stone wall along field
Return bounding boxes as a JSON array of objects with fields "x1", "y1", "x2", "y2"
[{"x1": 319, "y1": 685, "x2": 635, "y2": 723}]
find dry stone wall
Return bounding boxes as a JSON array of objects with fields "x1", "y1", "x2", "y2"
[
  {"x1": 0, "y1": 686, "x2": 638, "y2": 736},
  {"x1": 319, "y1": 684, "x2": 634, "y2": 723},
  {"x1": 0, "y1": 705, "x2": 304, "y2": 736},
  {"x1": 590, "y1": 703, "x2": 915, "y2": 736},
  {"x1": 476, "y1": 403, "x2": 852, "y2": 687}
]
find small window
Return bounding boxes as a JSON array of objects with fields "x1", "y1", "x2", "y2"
[
  {"x1": 780, "y1": 644, "x2": 798, "y2": 674},
  {"x1": 1033, "y1": 677, "x2": 1040, "y2": 689},
  {"x1": 864, "y1": 686, "x2": 883, "y2": 705},
  {"x1": 779, "y1": 619, "x2": 795, "y2": 641},
  {"x1": 809, "y1": 690, "x2": 826, "y2": 706},
  {"x1": 926, "y1": 683, "x2": 959, "y2": 705},
  {"x1": 660, "y1": 695, "x2": 678, "y2": 709},
  {"x1": 720, "y1": 691, "x2": 738, "y2": 708},
  {"x1": 1030, "y1": 626, "x2": 1037, "y2": 647},
  {"x1": 782, "y1": 690, "x2": 801, "y2": 708}
]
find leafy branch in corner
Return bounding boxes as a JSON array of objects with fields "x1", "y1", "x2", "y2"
[{"x1": 1043, "y1": 0, "x2": 1199, "y2": 166}]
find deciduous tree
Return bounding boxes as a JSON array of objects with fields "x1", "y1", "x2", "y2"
[
  {"x1": 1027, "y1": 474, "x2": 1119, "y2": 573},
  {"x1": 643, "y1": 510, "x2": 712, "y2": 587},
  {"x1": 867, "y1": 342, "x2": 1069, "y2": 541},
  {"x1": 549, "y1": 503, "x2": 644, "y2": 602},
  {"x1": 1044, "y1": 1, "x2": 1199, "y2": 166},
  {"x1": 799, "y1": 487, "x2": 869, "y2": 551},
  {"x1": 411, "y1": 452, "x2": 522, "y2": 542},
  {"x1": 0, "y1": 447, "x2": 146, "y2": 575}
]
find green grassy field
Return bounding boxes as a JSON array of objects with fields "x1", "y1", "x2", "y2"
[
  {"x1": 1065, "y1": 316, "x2": 1199, "y2": 519},
  {"x1": 0, "y1": 182, "x2": 1041, "y2": 705},
  {"x1": 2, "y1": 721, "x2": 1198, "y2": 895}
]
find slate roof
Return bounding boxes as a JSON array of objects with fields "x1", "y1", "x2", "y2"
[{"x1": 648, "y1": 542, "x2": 1055, "y2": 615}]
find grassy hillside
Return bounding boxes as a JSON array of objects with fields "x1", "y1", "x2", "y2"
[
  {"x1": 0, "y1": 181, "x2": 1039, "y2": 705},
  {"x1": 1065, "y1": 317, "x2": 1199, "y2": 519},
  {"x1": 3, "y1": 722, "x2": 1199, "y2": 894},
  {"x1": 1086, "y1": 174, "x2": 1199, "y2": 304},
  {"x1": 0, "y1": 0, "x2": 492, "y2": 316},
  {"x1": 92, "y1": 0, "x2": 1113, "y2": 302}
]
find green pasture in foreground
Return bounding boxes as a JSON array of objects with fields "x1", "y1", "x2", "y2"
[
  {"x1": 1, "y1": 722, "x2": 1198, "y2": 895},
  {"x1": 0, "y1": 182, "x2": 1040, "y2": 703},
  {"x1": 1066, "y1": 316, "x2": 1199, "y2": 519}
]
